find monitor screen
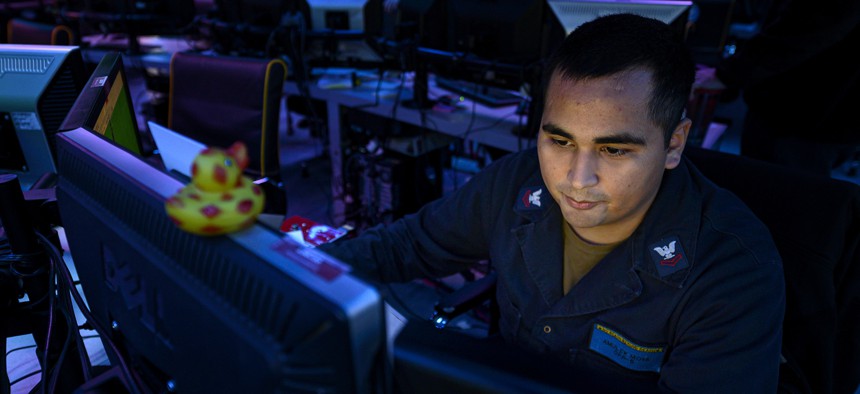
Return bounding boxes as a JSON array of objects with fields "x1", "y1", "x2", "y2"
[
  {"x1": 55, "y1": 127, "x2": 385, "y2": 393},
  {"x1": 59, "y1": 51, "x2": 144, "y2": 155},
  {"x1": 0, "y1": 44, "x2": 87, "y2": 190}
]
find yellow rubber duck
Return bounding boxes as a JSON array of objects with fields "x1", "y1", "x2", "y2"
[{"x1": 165, "y1": 142, "x2": 265, "y2": 235}]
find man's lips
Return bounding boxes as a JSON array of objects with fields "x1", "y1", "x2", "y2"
[{"x1": 565, "y1": 196, "x2": 600, "y2": 210}]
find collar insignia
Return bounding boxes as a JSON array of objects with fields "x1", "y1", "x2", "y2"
[
  {"x1": 516, "y1": 187, "x2": 543, "y2": 211},
  {"x1": 649, "y1": 236, "x2": 688, "y2": 277}
]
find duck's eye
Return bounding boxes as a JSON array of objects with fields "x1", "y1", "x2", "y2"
[{"x1": 224, "y1": 158, "x2": 233, "y2": 167}]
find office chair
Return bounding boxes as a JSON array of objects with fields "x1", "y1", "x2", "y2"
[
  {"x1": 685, "y1": 147, "x2": 860, "y2": 394},
  {"x1": 6, "y1": 17, "x2": 75, "y2": 45},
  {"x1": 168, "y1": 51, "x2": 288, "y2": 213},
  {"x1": 429, "y1": 146, "x2": 860, "y2": 393}
]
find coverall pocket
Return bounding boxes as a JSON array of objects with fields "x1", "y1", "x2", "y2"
[{"x1": 569, "y1": 348, "x2": 661, "y2": 386}]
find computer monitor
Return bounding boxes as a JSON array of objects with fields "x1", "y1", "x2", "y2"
[
  {"x1": 0, "y1": 44, "x2": 87, "y2": 190},
  {"x1": 301, "y1": 0, "x2": 384, "y2": 68},
  {"x1": 62, "y1": 0, "x2": 197, "y2": 30},
  {"x1": 59, "y1": 51, "x2": 144, "y2": 155},
  {"x1": 55, "y1": 127, "x2": 385, "y2": 393},
  {"x1": 306, "y1": 0, "x2": 371, "y2": 31},
  {"x1": 206, "y1": 0, "x2": 310, "y2": 56},
  {"x1": 546, "y1": 0, "x2": 692, "y2": 37},
  {"x1": 405, "y1": 0, "x2": 562, "y2": 91},
  {"x1": 447, "y1": 0, "x2": 563, "y2": 69},
  {"x1": 213, "y1": 0, "x2": 307, "y2": 29},
  {"x1": 396, "y1": 0, "x2": 562, "y2": 136},
  {"x1": 57, "y1": 0, "x2": 197, "y2": 53}
]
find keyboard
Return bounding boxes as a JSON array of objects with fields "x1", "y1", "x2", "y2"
[{"x1": 434, "y1": 77, "x2": 524, "y2": 108}]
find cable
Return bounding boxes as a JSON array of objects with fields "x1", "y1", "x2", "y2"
[
  {"x1": 41, "y1": 232, "x2": 92, "y2": 385},
  {"x1": 35, "y1": 232, "x2": 144, "y2": 394},
  {"x1": 0, "y1": 253, "x2": 41, "y2": 263},
  {"x1": 46, "y1": 306, "x2": 73, "y2": 394},
  {"x1": 390, "y1": 68, "x2": 406, "y2": 130},
  {"x1": 47, "y1": 284, "x2": 94, "y2": 394},
  {"x1": 39, "y1": 250, "x2": 93, "y2": 392},
  {"x1": 60, "y1": 256, "x2": 93, "y2": 383},
  {"x1": 287, "y1": 16, "x2": 325, "y2": 140},
  {"x1": 2, "y1": 248, "x2": 48, "y2": 278},
  {"x1": 41, "y1": 244, "x2": 55, "y2": 394},
  {"x1": 353, "y1": 67, "x2": 386, "y2": 110},
  {"x1": 6, "y1": 343, "x2": 38, "y2": 357},
  {"x1": 455, "y1": 56, "x2": 513, "y2": 149},
  {"x1": 9, "y1": 369, "x2": 41, "y2": 387},
  {"x1": 2, "y1": 228, "x2": 89, "y2": 393}
]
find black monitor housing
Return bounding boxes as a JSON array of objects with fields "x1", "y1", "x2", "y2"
[
  {"x1": 55, "y1": 127, "x2": 385, "y2": 393},
  {"x1": 0, "y1": 44, "x2": 87, "y2": 190}
]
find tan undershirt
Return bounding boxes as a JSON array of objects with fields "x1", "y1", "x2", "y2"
[{"x1": 562, "y1": 222, "x2": 622, "y2": 295}]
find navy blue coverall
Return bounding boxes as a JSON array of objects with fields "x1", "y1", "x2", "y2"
[{"x1": 321, "y1": 148, "x2": 785, "y2": 392}]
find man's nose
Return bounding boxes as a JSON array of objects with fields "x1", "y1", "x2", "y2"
[{"x1": 568, "y1": 151, "x2": 599, "y2": 190}]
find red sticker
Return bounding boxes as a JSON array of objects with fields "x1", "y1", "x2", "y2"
[{"x1": 271, "y1": 239, "x2": 348, "y2": 282}]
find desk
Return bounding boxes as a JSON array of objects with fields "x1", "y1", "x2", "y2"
[
  {"x1": 285, "y1": 73, "x2": 536, "y2": 224},
  {"x1": 79, "y1": 35, "x2": 193, "y2": 68}
]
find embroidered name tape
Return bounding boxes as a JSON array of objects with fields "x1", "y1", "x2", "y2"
[
  {"x1": 648, "y1": 235, "x2": 689, "y2": 277},
  {"x1": 588, "y1": 324, "x2": 665, "y2": 373},
  {"x1": 516, "y1": 186, "x2": 543, "y2": 211}
]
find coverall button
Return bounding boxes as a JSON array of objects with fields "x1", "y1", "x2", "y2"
[{"x1": 543, "y1": 325, "x2": 551, "y2": 333}]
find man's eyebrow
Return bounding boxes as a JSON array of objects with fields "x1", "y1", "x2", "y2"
[
  {"x1": 593, "y1": 133, "x2": 647, "y2": 146},
  {"x1": 542, "y1": 123, "x2": 647, "y2": 146},
  {"x1": 542, "y1": 123, "x2": 574, "y2": 139}
]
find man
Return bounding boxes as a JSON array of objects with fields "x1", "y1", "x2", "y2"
[{"x1": 320, "y1": 14, "x2": 785, "y2": 391}]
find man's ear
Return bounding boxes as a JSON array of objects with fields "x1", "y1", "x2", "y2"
[{"x1": 664, "y1": 118, "x2": 691, "y2": 169}]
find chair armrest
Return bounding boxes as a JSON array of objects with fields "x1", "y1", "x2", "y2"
[{"x1": 431, "y1": 271, "x2": 497, "y2": 328}]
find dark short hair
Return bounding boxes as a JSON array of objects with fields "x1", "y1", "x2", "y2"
[{"x1": 545, "y1": 13, "x2": 695, "y2": 146}]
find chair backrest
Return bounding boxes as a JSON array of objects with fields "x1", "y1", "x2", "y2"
[
  {"x1": 6, "y1": 18, "x2": 74, "y2": 45},
  {"x1": 685, "y1": 146, "x2": 860, "y2": 394},
  {"x1": 168, "y1": 51, "x2": 287, "y2": 182}
]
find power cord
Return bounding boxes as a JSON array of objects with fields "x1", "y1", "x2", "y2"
[{"x1": 35, "y1": 232, "x2": 145, "y2": 394}]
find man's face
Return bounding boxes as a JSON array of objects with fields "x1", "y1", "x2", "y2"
[{"x1": 538, "y1": 69, "x2": 689, "y2": 244}]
